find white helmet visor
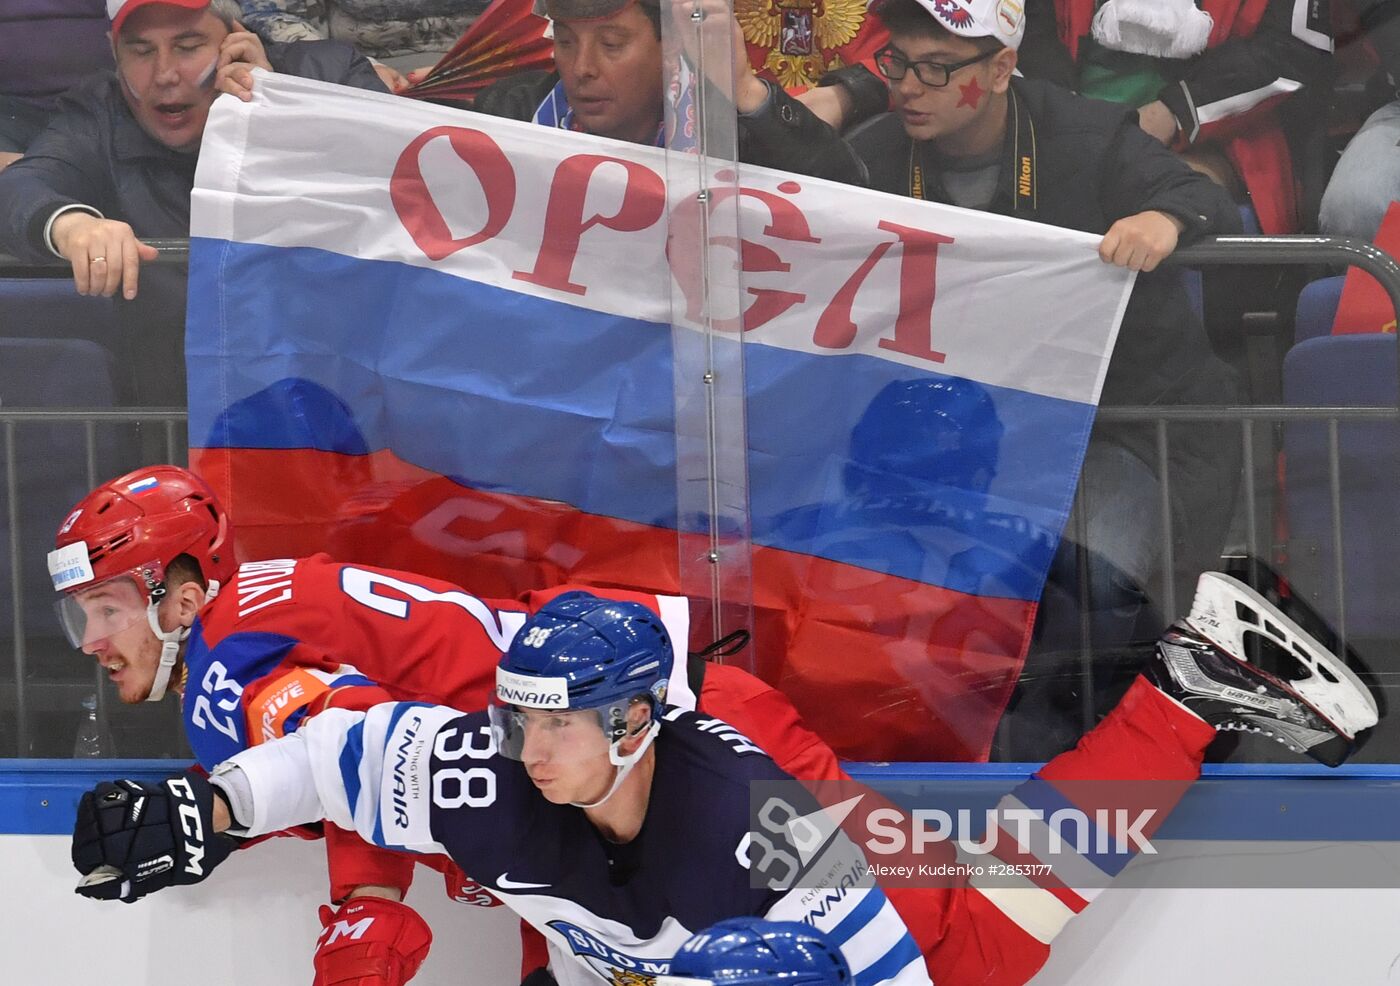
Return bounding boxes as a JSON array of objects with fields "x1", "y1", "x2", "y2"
[
  {"x1": 487, "y1": 703, "x2": 616, "y2": 764},
  {"x1": 53, "y1": 572, "x2": 153, "y2": 650}
]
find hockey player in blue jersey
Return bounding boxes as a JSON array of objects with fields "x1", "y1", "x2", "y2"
[
  {"x1": 664, "y1": 919, "x2": 851, "y2": 986},
  {"x1": 74, "y1": 592, "x2": 931, "y2": 986},
  {"x1": 71, "y1": 579, "x2": 1380, "y2": 986}
]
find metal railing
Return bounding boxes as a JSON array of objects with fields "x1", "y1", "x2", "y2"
[
  {"x1": 0, "y1": 238, "x2": 190, "y2": 275},
  {"x1": 0, "y1": 410, "x2": 187, "y2": 756},
  {"x1": 1147, "y1": 235, "x2": 1400, "y2": 632}
]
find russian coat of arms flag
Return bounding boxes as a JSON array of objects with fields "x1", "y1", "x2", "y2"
[{"x1": 186, "y1": 72, "x2": 1134, "y2": 762}]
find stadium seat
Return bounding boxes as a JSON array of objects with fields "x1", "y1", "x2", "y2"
[
  {"x1": 1238, "y1": 204, "x2": 1261, "y2": 235},
  {"x1": 1282, "y1": 333, "x2": 1399, "y2": 640},
  {"x1": 0, "y1": 277, "x2": 118, "y2": 343},
  {"x1": 1294, "y1": 276, "x2": 1346, "y2": 342},
  {"x1": 1181, "y1": 267, "x2": 1204, "y2": 325},
  {"x1": 0, "y1": 338, "x2": 122, "y2": 646}
]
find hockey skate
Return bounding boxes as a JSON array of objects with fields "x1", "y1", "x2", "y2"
[{"x1": 1145, "y1": 572, "x2": 1379, "y2": 767}]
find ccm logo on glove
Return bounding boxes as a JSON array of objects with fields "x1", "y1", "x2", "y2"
[
  {"x1": 166, "y1": 776, "x2": 207, "y2": 876},
  {"x1": 313, "y1": 897, "x2": 432, "y2": 986}
]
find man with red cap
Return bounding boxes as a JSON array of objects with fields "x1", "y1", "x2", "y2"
[
  {"x1": 0, "y1": 0, "x2": 385, "y2": 409},
  {"x1": 0, "y1": 0, "x2": 384, "y2": 302}
]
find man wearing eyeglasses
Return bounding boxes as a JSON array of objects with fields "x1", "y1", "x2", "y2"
[
  {"x1": 843, "y1": 0, "x2": 1249, "y2": 757},
  {"x1": 852, "y1": 0, "x2": 1240, "y2": 271}
]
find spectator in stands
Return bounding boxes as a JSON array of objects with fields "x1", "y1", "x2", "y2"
[
  {"x1": 841, "y1": 0, "x2": 1245, "y2": 757},
  {"x1": 0, "y1": 0, "x2": 112, "y2": 173},
  {"x1": 0, "y1": 0, "x2": 384, "y2": 297},
  {"x1": 471, "y1": 0, "x2": 865, "y2": 182},
  {"x1": 820, "y1": 0, "x2": 1331, "y2": 232},
  {"x1": 1320, "y1": 0, "x2": 1400, "y2": 241},
  {"x1": 1015, "y1": 0, "x2": 1333, "y2": 235},
  {"x1": 237, "y1": 0, "x2": 491, "y2": 92},
  {"x1": 0, "y1": 0, "x2": 384, "y2": 408}
]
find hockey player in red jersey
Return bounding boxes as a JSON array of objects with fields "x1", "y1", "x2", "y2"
[
  {"x1": 43, "y1": 464, "x2": 920, "y2": 982},
  {"x1": 56, "y1": 465, "x2": 1380, "y2": 986},
  {"x1": 74, "y1": 577, "x2": 1378, "y2": 986},
  {"x1": 47, "y1": 465, "x2": 797, "y2": 980}
]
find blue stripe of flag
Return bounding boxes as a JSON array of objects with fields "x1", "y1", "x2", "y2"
[{"x1": 187, "y1": 240, "x2": 1095, "y2": 603}]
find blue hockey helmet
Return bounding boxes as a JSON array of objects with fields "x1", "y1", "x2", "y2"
[
  {"x1": 845, "y1": 377, "x2": 1004, "y2": 497},
  {"x1": 490, "y1": 592, "x2": 673, "y2": 798},
  {"x1": 663, "y1": 919, "x2": 852, "y2": 986},
  {"x1": 497, "y1": 591, "x2": 672, "y2": 715}
]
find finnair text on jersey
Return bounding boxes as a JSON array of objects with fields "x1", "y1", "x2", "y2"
[{"x1": 392, "y1": 714, "x2": 425, "y2": 829}]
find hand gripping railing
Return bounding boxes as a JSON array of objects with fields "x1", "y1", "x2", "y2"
[{"x1": 0, "y1": 238, "x2": 190, "y2": 274}]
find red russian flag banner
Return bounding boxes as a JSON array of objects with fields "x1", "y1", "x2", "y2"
[{"x1": 186, "y1": 73, "x2": 1133, "y2": 761}]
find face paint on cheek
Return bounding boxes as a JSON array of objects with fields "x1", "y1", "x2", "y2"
[
  {"x1": 119, "y1": 67, "x2": 144, "y2": 105},
  {"x1": 956, "y1": 76, "x2": 985, "y2": 110},
  {"x1": 117, "y1": 56, "x2": 216, "y2": 104}
]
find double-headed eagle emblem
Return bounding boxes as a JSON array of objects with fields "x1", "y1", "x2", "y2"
[{"x1": 735, "y1": 0, "x2": 867, "y2": 89}]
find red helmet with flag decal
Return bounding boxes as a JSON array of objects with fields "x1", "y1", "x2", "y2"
[
  {"x1": 51, "y1": 465, "x2": 234, "y2": 592},
  {"x1": 48, "y1": 466, "x2": 234, "y2": 700}
]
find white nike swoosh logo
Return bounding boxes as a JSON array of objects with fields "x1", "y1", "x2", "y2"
[{"x1": 496, "y1": 874, "x2": 551, "y2": 890}]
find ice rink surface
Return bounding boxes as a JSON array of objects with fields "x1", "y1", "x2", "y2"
[{"x1": 10, "y1": 832, "x2": 1400, "y2": 984}]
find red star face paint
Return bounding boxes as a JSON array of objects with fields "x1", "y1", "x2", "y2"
[{"x1": 957, "y1": 76, "x2": 984, "y2": 110}]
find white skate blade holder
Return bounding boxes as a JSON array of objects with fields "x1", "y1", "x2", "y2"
[{"x1": 1184, "y1": 572, "x2": 1379, "y2": 739}]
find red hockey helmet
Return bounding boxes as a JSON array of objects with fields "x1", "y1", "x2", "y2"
[{"x1": 47, "y1": 466, "x2": 235, "y2": 651}]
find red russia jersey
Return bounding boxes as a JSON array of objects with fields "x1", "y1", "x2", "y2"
[
  {"x1": 179, "y1": 553, "x2": 694, "y2": 934},
  {"x1": 182, "y1": 556, "x2": 1216, "y2": 986},
  {"x1": 180, "y1": 553, "x2": 693, "y2": 769}
]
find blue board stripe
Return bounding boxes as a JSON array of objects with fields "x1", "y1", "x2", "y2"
[
  {"x1": 4, "y1": 762, "x2": 1400, "y2": 837},
  {"x1": 1011, "y1": 777, "x2": 1131, "y2": 876}
]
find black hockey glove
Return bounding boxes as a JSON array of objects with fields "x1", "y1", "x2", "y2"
[{"x1": 71, "y1": 773, "x2": 237, "y2": 903}]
